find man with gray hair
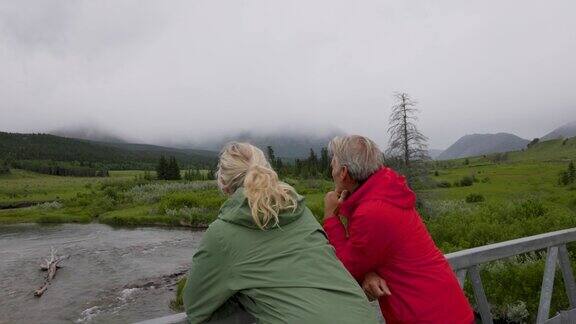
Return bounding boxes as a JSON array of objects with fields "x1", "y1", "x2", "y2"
[{"x1": 323, "y1": 135, "x2": 473, "y2": 323}]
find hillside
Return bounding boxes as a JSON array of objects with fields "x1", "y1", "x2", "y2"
[
  {"x1": 196, "y1": 130, "x2": 344, "y2": 158},
  {"x1": 0, "y1": 132, "x2": 217, "y2": 168},
  {"x1": 438, "y1": 133, "x2": 529, "y2": 160},
  {"x1": 542, "y1": 121, "x2": 576, "y2": 141},
  {"x1": 428, "y1": 149, "x2": 444, "y2": 160},
  {"x1": 508, "y1": 137, "x2": 576, "y2": 162}
]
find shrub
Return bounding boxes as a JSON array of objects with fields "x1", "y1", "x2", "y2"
[
  {"x1": 436, "y1": 180, "x2": 452, "y2": 188},
  {"x1": 35, "y1": 201, "x2": 63, "y2": 210},
  {"x1": 465, "y1": 193, "x2": 485, "y2": 203},
  {"x1": 558, "y1": 161, "x2": 575, "y2": 186},
  {"x1": 527, "y1": 138, "x2": 539, "y2": 148},
  {"x1": 159, "y1": 190, "x2": 225, "y2": 211},
  {"x1": 513, "y1": 198, "x2": 546, "y2": 219},
  {"x1": 0, "y1": 160, "x2": 9, "y2": 174},
  {"x1": 459, "y1": 176, "x2": 474, "y2": 187},
  {"x1": 126, "y1": 181, "x2": 216, "y2": 203},
  {"x1": 165, "y1": 206, "x2": 217, "y2": 227}
]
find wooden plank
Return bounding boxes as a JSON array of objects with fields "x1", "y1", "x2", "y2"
[
  {"x1": 557, "y1": 244, "x2": 576, "y2": 308},
  {"x1": 447, "y1": 228, "x2": 576, "y2": 270},
  {"x1": 469, "y1": 265, "x2": 493, "y2": 324},
  {"x1": 537, "y1": 246, "x2": 559, "y2": 324}
]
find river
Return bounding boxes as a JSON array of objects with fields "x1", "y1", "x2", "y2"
[{"x1": 0, "y1": 224, "x2": 203, "y2": 324}]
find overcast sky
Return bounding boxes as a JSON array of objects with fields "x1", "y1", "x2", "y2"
[{"x1": 1, "y1": 1, "x2": 575, "y2": 149}]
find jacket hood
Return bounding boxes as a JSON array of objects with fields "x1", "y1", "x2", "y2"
[
  {"x1": 339, "y1": 167, "x2": 416, "y2": 217},
  {"x1": 217, "y1": 187, "x2": 306, "y2": 229}
]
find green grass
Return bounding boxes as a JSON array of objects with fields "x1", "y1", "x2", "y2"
[
  {"x1": 0, "y1": 169, "x2": 142, "y2": 204},
  {"x1": 0, "y1": 206, "x2": 91, "y2": 224},
  {"x1": 426, "y1": 162, "x2": 569, "y2": 203}
]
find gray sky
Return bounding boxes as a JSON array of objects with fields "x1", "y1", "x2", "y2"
[{"x1": 1, "y1": 0, "x2": 575, "y2": 149}]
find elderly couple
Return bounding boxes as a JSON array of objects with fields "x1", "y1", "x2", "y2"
[{"x1": 182, "y1": 135, "x2": 474, "y2": 324}]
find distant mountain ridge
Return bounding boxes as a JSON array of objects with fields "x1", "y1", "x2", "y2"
[
  {"x1": 542, "y1": 121, "x2": 576, "y2": 141},
  {"x1": 438, "y1": 133, "x2": 529, "y2": 160},
  {"x1": 0, "y1": 132, "x2": 217, "y2": 168},
  {"x1": 51, "y1": 126, "x2": 126, "y2": 144},
  {"x1": 51, "y1": 125, "x2": 344, "y2": 159},
  {"x1": 195, "y1": 130, "x2": 344, "y2": 158}
]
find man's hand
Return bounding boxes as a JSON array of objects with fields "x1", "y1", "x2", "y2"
[
  {"x1": 324, "y1": 190, "x2": 348, "y2": 219},
  {"x1": 362, "y1": 272, "x2": 391, "y2": 301}
]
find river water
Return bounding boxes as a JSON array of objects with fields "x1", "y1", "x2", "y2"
[{"x1": 0, "y1": 224, "x2": 203, "y2": 324}]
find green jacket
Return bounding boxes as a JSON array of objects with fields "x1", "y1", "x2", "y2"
[{"x1": 183, "y1": 188, "x2": 377, "y2": 324}]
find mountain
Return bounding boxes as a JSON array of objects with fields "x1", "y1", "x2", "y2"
[
  {"x1": 437, "y1": 133, "x2": 530, "y2": 160},
  {"x1": 542, "y1": 121, "x2": 576, "y2": 141},
  {"x1": 428, "y1": 149, "x2": 444, "y2": 160},
  {"x1": 0, "y1": 132, "x2": 217, "y2": 169},
  {"x1": 51, "y1": 126, "x2": 126, "y2": 143},
  {"x1": 195, "y1": 129, "x2": 345, "y2": 158}
]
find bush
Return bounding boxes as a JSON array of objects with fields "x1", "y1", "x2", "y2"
[
  {"x1": 159, "y1": 190, "x2": 225, "y2": 211},
  {"x1": 459, "y1": 176, "x2": 474, "y2": 187},
  {"x1": 436, "y1": 180, "x2": 452, "y2": 188},
  {"x1": 513, "y1": 198, "x2": 546, "y2": 219},
  {"x1": 465, "y1": 193, "x2": 485, "y2": 203},
  {"x1": 0, "y1": 160, "x2": 10, "y2": 174},
  {"x1": 126, "y1": 181, "x2": 216, "y2": 203},
  {"x1": 558, "y1": 161, "x2": 575, "y2": 186},
  {"x1": 34, "y1": 201, "x2": 63, "y2": 210},
  {"x1": 165, "y1": 206, "x2": 217, "y2": 227}
]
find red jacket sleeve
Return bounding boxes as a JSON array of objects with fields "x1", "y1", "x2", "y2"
[{"x1": 323, "y1": 203, "x2": 393, "y2": 282}]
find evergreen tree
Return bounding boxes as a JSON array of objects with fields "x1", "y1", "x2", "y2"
[
  {"x1": 183, "y1": 169, "x2": 192, "y2": 181},
  {"x1": 0, "y1": 159, "x2": 10, "y2": 175},
  {"x1": 207, "y1": 165, "x2": 217, "y2": 180},
  {"x1": 266, "y1": 146, "x2": 276, "y2": 168},
  {"x1": 167, "y1": 156, "x2": 181, "y2": 180},
  {"x1": 568, "y1": 161, "x2": 575, "y2": 184},
  {"x1": 295, "y1": 159, "x2": 302, "y2": 176},
  {"x1": 320, "y1": 147, "x2": 330, "y2": 178},
  {"x1": 156, "y1": 156, "x2": 168, "y2": 180}
]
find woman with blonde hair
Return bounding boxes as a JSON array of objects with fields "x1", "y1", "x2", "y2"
[{"x1": 182, "y1": 142, "x2": 377, "y2": 324}]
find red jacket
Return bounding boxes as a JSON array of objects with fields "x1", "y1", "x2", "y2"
[{"x1": 323, "y1": 168, "x2": 474, "y2": 324}]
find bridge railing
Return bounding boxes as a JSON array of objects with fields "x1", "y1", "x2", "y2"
[
  {"x1": 136, "y1": 228, "x2": 576, "y2": 324},
  {"x1": 445, "y1": 228, "x2": 576, "y2": 324}
]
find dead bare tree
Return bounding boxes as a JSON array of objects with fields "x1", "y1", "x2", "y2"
[
  {"x1": 34, "y1": 247, "x2": 69, "y2": 297},
  {"x1": 387, "y1": 92, "x2": 429, "y2": 166}
]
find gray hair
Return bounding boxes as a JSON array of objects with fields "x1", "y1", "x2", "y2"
[{"x1": 328, "y1": 135, "x2": 384, "y2": 182}]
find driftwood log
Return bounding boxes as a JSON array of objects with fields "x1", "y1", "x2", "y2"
[{"x1": 34, "y1": 247, "x2": 69, "y2": 297}]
